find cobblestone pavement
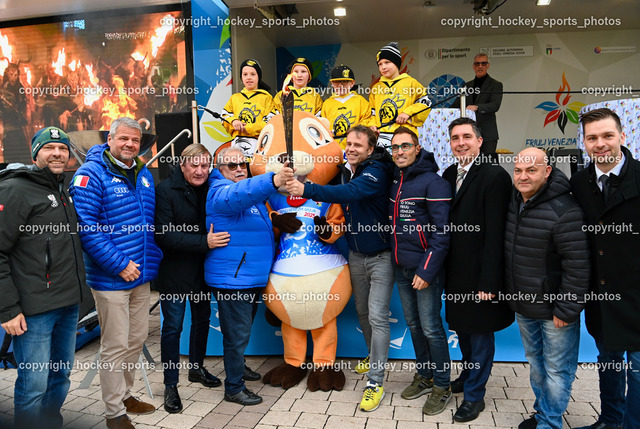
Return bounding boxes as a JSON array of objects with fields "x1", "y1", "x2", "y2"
[{"x1": 0, "y1": 292, "x2": 602, "y2": 429}]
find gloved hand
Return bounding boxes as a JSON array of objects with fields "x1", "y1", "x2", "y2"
[
  {"x1": 271, "y1": 212, "x2": 302, "y2": 233},
  {"x1": 314, "y1": 216, "x2": 332, "y2": 241}
]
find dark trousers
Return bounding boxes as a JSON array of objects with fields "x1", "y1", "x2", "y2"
[
  {"x1": 160, "y1": 294, "x2": 212, "y2": 386},
  {"x1": 456, "y1": 331, "x2": 495, "y2": 402},
  {"x1": 215, "y1": 287, "x2": 261, "y2": 395}
]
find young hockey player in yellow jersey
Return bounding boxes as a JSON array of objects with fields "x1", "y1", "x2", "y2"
[
  {"x1": 321, "y1": 65, "x2": 371, "y2": 150},
  {"x1": 221, "y1": 59, "x2": 274, "y2": 156},
  {"x1": 273, "y1": 57, "x2": 323, "y2": 116},
  {"x1": 368, "y1": 42, "x2": 431, "y2": 151}
]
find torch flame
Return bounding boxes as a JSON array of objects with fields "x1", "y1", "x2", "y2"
[
  {"x1": 99, "y1": 75, "x2": 138, "y2": 130},
  {"x1": 52, "y1": 48, "x2": 66, "y2": 76},
  {"x1": 0, "y1": 30, "x2": 13, "y2": 76},
  {"x1": 555, "y1": 72, "x2": 571, "y2": 106},
  {"x1": 23, "y1": 66, "x2": 32, "y2": 85},
  {"x1": 151, "y1": 14, "x2": 174, "y2": 58},
  {"x1": 85, "y1": 64, "x2": 99, "y2": 86},
  {"x1": 69, "y1": 59, "x2": 81, "y2": 72}
]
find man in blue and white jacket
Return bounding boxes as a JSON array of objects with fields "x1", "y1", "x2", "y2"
[
  {"x1": 71, "y1": 117, "x2": 162, "y2": 429},
  {"x1": 205, "y1": 147, "x2": 294, "y2": 407}
]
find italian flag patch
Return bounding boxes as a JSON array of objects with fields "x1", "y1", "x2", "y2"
[{"x1": 73, "y1": 175, "x2": 90, "y2": 188}]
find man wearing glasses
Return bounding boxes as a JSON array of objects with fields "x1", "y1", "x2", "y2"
[
  {"x1": 204, "y1": 147, "x2": 294, "y2": 406},
  {"x1": 452, "y1": 53, "x2": 503, "y2": 163},
  {"x1": 388, "y1": 126, "x2": 452, "y2": 416}
]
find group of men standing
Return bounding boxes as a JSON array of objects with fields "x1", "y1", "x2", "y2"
[{"x1": 0, "y1": 106, "x2": 637, "y2": 429}]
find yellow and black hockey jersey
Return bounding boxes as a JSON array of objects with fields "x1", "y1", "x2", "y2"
[
  {"x1": 321, "y1": 91, "x2": 372, "y2": 149},
  {"x1": 273, "y1": 86, "x2": 323, "y2": 116},
  {"x1": 367, "y1": 73, "x2": 431, "y2": 136},
  {"x1": 221, "y1": 88, "x2": 274, "y2": 139}
]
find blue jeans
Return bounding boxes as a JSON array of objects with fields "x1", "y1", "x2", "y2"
[
  {"x1": 349, "y1": 250, "x2": 395, "y2": 386},
  {"x1": 160, "y1": 292, "x2": 212, "y2": 386},
  {"x1": 593, "y1": 340, "x2": 640, "y2": 429},
  {"x1": 516, "y1": 314, "x2": 580, "y2": 429},
  {"x1": 12, "y1": 304, "x2": 79, "y2": 429},
  {"x1": 395, "y1": 266, "x2": 450, "y2": 388},
  {"x1": 214, "y1": 287, "x2": 260, "y2": 395}
]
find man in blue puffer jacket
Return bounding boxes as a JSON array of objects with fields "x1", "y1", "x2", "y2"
[
  {"x1": 205, "y1": 147, "x2": 294, "y2": 406},
  {"x1": 71, "y1": 117, "x2": 162, "y2": 429},
  {"x1": 388, "y1": 126, "x2": 452, "y2": 416}
]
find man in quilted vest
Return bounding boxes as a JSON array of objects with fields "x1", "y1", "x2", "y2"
[{"x1": 71, "y1": 117, "x2": 162, "y2": 429}]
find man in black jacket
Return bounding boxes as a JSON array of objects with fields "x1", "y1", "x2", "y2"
[
  {"x1": 156, "y1": 143, "x2": 245, "y2": 414},
  {"x1": 505, "y1": 147, "x2": 590, "y2": 429},
  {"x1": 451, "y1": 53, "x2": 503, "y2": 161},
  {"x1": 571, "y1": 108, "x2": 640, "y2": 429},
  {"x1": 0, "y1": 127, "x2": 87, "y2": 429},
  {"x1": 442, "y1": 118, "x2": 513, "y2": 423},
  {"x1": 286, "y1": 125, "x2": 395, "y2": 412}
]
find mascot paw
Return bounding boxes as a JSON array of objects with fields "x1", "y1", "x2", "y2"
[
  {"x1": 307, "y1": 366, "x2": 346, "y2": 392},
  {"x1": 264, "y1": 308, "x2": 282, "y2": 327},
  {"x1": 263, "y1": 362, "x2": 307, "y2": 389}
]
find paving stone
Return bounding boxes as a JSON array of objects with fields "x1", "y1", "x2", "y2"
[
  {"x1": 228, "y1": 410, "x2": 265, "y2": 428},
  {"x1": 295, "y1": 412, "x2": 328, "y2": 429},
  {"x1": 392, "y1": 405, "x2": 423, "y2": 421},
  {"x1": 196, "y1": 412, "x2": 233, "y2": 429},
  {"x1": 494, "y1": 398, "x2": 527, "y2": 413},
  {"x1": 325, "y1": 415, "x2": 368, "y2": 429},
  {"x1": 156, "y1": 413, "x2": 203, "y2": 428},
  {"x1": 365, "y1": 417, "x2": 397, "y2": 429},
  {"x1": 259, "y1": 410, "x2": 301, "y2": 426},
  {"x1": 327, "y1": 400, "x2": 358, "y2": 417},
  {"x1": 291, "y1": 398, "x2": 329, "y2": 414}
]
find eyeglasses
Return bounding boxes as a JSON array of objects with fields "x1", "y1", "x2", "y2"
[
  {"x1": 473, "y1": 61, "x2": 489, "y2": 66},
  {"x1": 391, "y1": 142, "x2": 415, "y2": 153},
  {"x1": 220, "y1": 162, "x2": 247, "y2": 171}
]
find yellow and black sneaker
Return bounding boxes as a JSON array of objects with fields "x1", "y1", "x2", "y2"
[
  {"x1": 354, "y1": 355, "x2": 370, "y2": 374},
  {"x1": 359, "y1": 382, "x2": 385, "y2": 412}
]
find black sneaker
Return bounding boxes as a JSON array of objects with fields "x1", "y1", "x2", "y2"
[
  {"x1": 243, "y1": 365, "x2": 261, "y2": 381},
  {"x1": 188, "y1": 367, "x2": 222, "y2": 388},
  {"x1": 163, "y1": 385, "x2": 183, "y2": 414},
  {"x1": 224, "y1": 388, "x2": 263, "y2": 406},
  {"x1": 519, "y1": 413, "x2": 538, "y2": 429}
]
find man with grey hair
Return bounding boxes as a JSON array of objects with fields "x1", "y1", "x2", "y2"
[
  {"x1": 452, "y1": 53, "x2": 503, "y2": 162},
  {"x1": 71, "y1": 117, "x2": 162, "y2": 429}
]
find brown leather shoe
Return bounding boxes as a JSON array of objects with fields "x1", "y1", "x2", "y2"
[
  {"x1": 123, "y1": 396, "x2": 155, "y2": 415},
  {"x1": 106, "y1": 414, "x2": 135, "y2": 429}
]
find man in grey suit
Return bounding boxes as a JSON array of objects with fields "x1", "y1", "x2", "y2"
[{"x1": 452, "y1": 53, "x2": 503, "y2": 162}]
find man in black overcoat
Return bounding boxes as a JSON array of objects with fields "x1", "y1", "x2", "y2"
[
  {"x1": 571, "y1": 108, "x2": 640, "y2": 429},
  {"x1": 442, "y1": 117, "x2": 513, "y2": 423}
]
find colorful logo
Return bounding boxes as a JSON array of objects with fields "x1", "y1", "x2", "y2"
[{"x1": 535, "y1": 72, "x2": 585, "y2": 134}]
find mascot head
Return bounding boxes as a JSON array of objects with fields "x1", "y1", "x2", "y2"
[{"x1": 250, "y1": 111, "x2": 342, "y2": 186}]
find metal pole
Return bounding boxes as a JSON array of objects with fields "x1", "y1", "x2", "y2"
[{"x1": 146, "y1": 129, "x2": 192, "y2": 165}]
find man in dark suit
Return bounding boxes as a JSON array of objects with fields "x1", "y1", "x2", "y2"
[
  {"x1": 452, "y1": 54, "x2": 503, "y2": 161},
  {"x1": 571, "y1": 108, "x2": 640, "y2": 429},
  {"x1": 442, "y1": 117, "x2": 513, "y2": 423}
]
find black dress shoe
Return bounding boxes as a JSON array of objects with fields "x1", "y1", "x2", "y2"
[
  {"x1": 188, "y1": 367, "x2": 222, "y2": 388},
  {"x1": 224, "y1": 388, "x2": 263, "y2": 406},
  {"x1": 519, "y1": 413, "x2": 538, "y2": 429},
  {"x1": 243, "y1": 365, "x2": 261, "y2": 381},
  {"x1": 450, "y1": 377, "x2": 465, "y2": 393},
  {"x1": 453, "y1": 399, "x2": 485, "y2": 422},
  {"x1": 163, "y1": 385, "x2": 183, "y2": 414},
  {"x1": 574, "y1": 423, "x2": 622, "y2": 429}
]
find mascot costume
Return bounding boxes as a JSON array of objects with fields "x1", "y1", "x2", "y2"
[{"x1": 250, "y1": 89, "x2": 352, "y2": 392}]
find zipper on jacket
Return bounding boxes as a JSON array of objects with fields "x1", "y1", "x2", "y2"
[
  {"x1": 60, "y1": 183, "x2": 84, "y2": 300},
  {"x1": 234, "y1": 252, "x2": 247, "y2": 278},
  {"x1": 45, "y1": 238, "x2": 52, "y2": 288},
  {"x1": 393, "y1": 171, "x2": 404, "y2": 265}
]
